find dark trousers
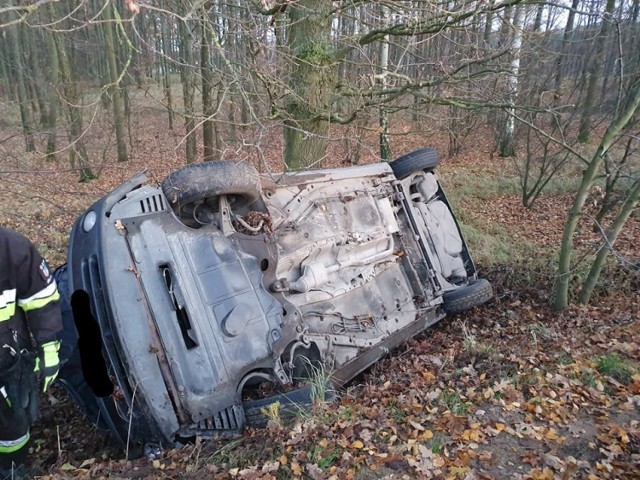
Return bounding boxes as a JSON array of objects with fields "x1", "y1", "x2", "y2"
[
  {"x1": 0, "y1": 392, "x2": 30, "y2": 473},
  {"x1": 0, "y1": 354, "x2": 39, "y2": 473}
]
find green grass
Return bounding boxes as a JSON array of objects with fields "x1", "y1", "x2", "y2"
[
  {"x1": 510, "y1": 369, "x2": 543, "y2": 393},
  {"x1": 578, "y1": 369, "x2": 598, "y2": 388},
  {"x1": 440, "y1": 168, "x2": 522, "y2": 200},
  {"x1": 530, "y1": 322, "x2": 552, "y2": 348},
  {"x1": 386, "y1": 400, "x2": 407, "y2": 421},
  {"x1": 294, "y1": 357, "x2": 333, "y2": 405},
  {"x1": 205, "y1": 438, "x2": 266, "y2": 469},
  {"x1": 458, "y1": 321, "x2": 495, "y2": 362},
  {"x1": 439, "y1": 390, "x2": 469, "y2": 416},
  {"x1": 442, "y1": 160, "x2": 584, "y2": 201},
  {"x1": 541, "y1": 172, "x2": 585, "y2": 195},
  {"x1": 315, "y1": 404, "x2": 356, "y2": 426},
  {"x1": 317, "y1": 448, "x2": 341, "y2": 470},
  {"x1": 429, "y1": 433, "x2": 446, "y2": 454},
  {"x1": 557, "y1": 352, "x2": 574, "y2": 365},
  {"x1": 441, "y1": 167, "x2": 545, "y2": 267},
  {"x1": 596, "y1": 354, "x2": 635, "y2": 384},
  {"x1": 458, "y1": 222, "x2": 540, "y2": 267}
]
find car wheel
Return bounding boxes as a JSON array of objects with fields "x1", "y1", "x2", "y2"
[
  {"x1": 389, "y1": 147, "x2": 440, "y2": 179},
  {"x1": 244, "y1": 385, "x2": 334, "y2": 427},
  {"x1": 161, "y1": 160, "x2": 261, "y2": 221},
  {"x1": 442, "y1": 278, "x2": 493, "y2": 314}
]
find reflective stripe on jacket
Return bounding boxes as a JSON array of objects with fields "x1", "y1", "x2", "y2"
[
  {"x1": 0, "y1": 432, "x2": 29, "y2": 453},
  {"x1": 0, "y1": 228, "x2": 63, "y2": 367}
]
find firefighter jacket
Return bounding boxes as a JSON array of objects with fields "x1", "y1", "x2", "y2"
[{"x1": 0, "y1": 227, "x2": 63, "y2": 371}]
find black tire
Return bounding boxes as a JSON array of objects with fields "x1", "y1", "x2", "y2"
[
  {"x1": 162, "y1": 160, "x2": 261, "y2": 220},
  {"x1": 244, "y1": 385, "x2": 334, "y2": 427},
  {"x1": 389, "y1": 147, "x2": 440, "y2": 179},
  {"x1": 442, "y1": 278, "x2": 493, "y2": 314}
]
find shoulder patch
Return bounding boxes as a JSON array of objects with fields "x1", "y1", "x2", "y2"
[{"x1": 39, "y1": 259, "x2": 53, "y2": 284}]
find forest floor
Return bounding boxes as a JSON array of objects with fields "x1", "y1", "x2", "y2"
[{"x1": 0, "y1": 113, "x2": 639, "y2": 479}]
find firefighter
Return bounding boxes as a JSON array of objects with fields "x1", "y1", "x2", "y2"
[{"x1": 0, "y1": 227, "x2": 63, "y2": 478}]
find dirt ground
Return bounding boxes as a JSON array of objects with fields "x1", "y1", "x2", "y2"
[{"x1": 1, "y1": 114, "x2": 638, "y2": 479}]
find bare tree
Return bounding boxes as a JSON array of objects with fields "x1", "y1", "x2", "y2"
[
  {"x1": 178, "y1": 11, "x2": 197, "y2": 164},
  {"x1": 5, "y1": 3, "x2": 35, "y2": 152},
  {"x1": 578, "y1": 0, "x2": 616, "y2": 143},
  {"x1": 499, "y1": 5, "x2": 524, "y2": 157},
  {"x1": 103, "y1": 2, "x2": 128, "y2": 162},
  {"x1": 378, "y1": 3, "x2": 391, "y2": 160},
  {"x1": 282, "y1": 0, "x2": 335, "y2": 169},
  {"x1": 201, "y1": 8, "x2": 216, "y2": 161},
  {"x1": 555, "y1": 75, "x2": 640, "y2": 310}
]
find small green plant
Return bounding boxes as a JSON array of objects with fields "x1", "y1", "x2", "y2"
[
  {"x1": 336, "y1": 405, "x2": 354, "y2": 422},
  {"x1": 386, "y1": 400, "x2": 407, "y2": 421},
  {"x1": 596, "y1": 354, "x2": 635, "y2": 383},
  {"x1": 297, "y1": 357, "x2": 333, "y2": 405},
  {"x1": 307, "y1": 444, "x2": 323, "y2": 463},
  {"x1": 429, "y1": 433, "x2": 445, "y2": 454},
  {"x1": 317, "y1": 449, "x2": 341, "y2": 470},
  {"x1": 557, "y1": 352, "x2": 574, "y2": 365},
  {"x1": 530, "y1": 322, "x2": 552, "y2": 348},
  {"x1": 307, "y1": 444, "x2": 341, "y2": 470},
  {"x1": 510, "y1": 371, "x2": 537, "y2": 398},
  {"x1": 579, "y1": 369, "x2": 598, "y2": 388},
  {"x1": 260, "y1": 400, "x2": 282, "y2": 429},
  {"x1": 458, "y1": 320, "x2": 494, "y2": 362},
  {"x1": 206, "y1": 439, "x2": 262, "y2": 468},
  {"x1": 439, "y1": 390, "x2": 469, "y2": 416},
  {"x1": 460, "y1": 321, "x2": 478, "y2": 353}
]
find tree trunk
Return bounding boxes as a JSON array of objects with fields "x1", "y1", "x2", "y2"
[
  {"x1": 554, "y1": 78, "x2": 640, "y2": 310},
  {"x1": 103, "y1": 3, "x2": 128, "y2": 162},
  {"x1": 0, "y1": 40, "x2": 11, "y2": 99},
  {"x1": 378, "y1": 3, "x2": 391, "y2": 161},
  {"x1": 178, "y1": 17, "x2": 197, "y2": 163},
  {"x1": 578, "y1": 0, "x2": 616, "y2": 143},
  {"x1": 6, "y1": 11, "x2": 35, "y2": 152},
  {"x1": 284, "y1": 0, "x2": 335, "y2": 170},
  {"x1": 52, "y1": 12, "x2": 95, "y2": 182},
  {"x1": 215, "y1": 85, "x2": 224, "y2": 157},
  {"x1": 201, "y1": 15, "x2": 216, "y2": 161},
  {"x1": 22, "y1": 25, "x2": 47, "y2": 127},
  {"x1": 532, "y1": 3, "x2": 544, "y2": 32},
  {"x1": 578, "y1": 179, "x2": 640, "y2": 304},
  {"x1": 483, "y1": 0, "x2": 494, "y2": 48},
  {"x1": 499, "y1": 6, "x2": 523, "y2": 157},
  {"x1": 131, "y1": 13, "x2": 144, "y2": 88},
  {"x1": 160, "y1": 14, "x2": 175, "y2": 130},
  {"x1": 554, "y1": 0, "x2": 580, "y2": 105},
  {"x1": 45, "y1": 23, "x2": 60, "y2": 160}
]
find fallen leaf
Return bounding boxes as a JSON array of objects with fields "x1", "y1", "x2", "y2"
[
  {"x1": 291, "y1": 462, "x2": 302, "y2": 475},
  {"x1": 409, "y1": 420, "x2": 425, "y2": 431},
  {"x1": 79, "y1": 458, "x2": 95, "y2": 469},
  {"x1": 421, "y1": 429, "x2": 434, "y2": 440}
]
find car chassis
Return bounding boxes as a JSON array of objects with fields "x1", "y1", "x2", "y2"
[{"x1": 60, "y1": 148, "x2": 492, "y2": 450}]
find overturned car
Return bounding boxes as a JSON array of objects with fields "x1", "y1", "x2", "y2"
[{"x1": 58, "y1": 148, "x2": 492, "y2": 451}]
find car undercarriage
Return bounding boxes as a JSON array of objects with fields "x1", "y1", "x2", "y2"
[{"x1": 58, "y1": 148, "x2": 493, "y2": 451}]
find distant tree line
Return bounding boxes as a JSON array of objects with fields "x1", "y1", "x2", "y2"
[{"x1": 0, "y1": 0, "x2": 637, "y2": 165}]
